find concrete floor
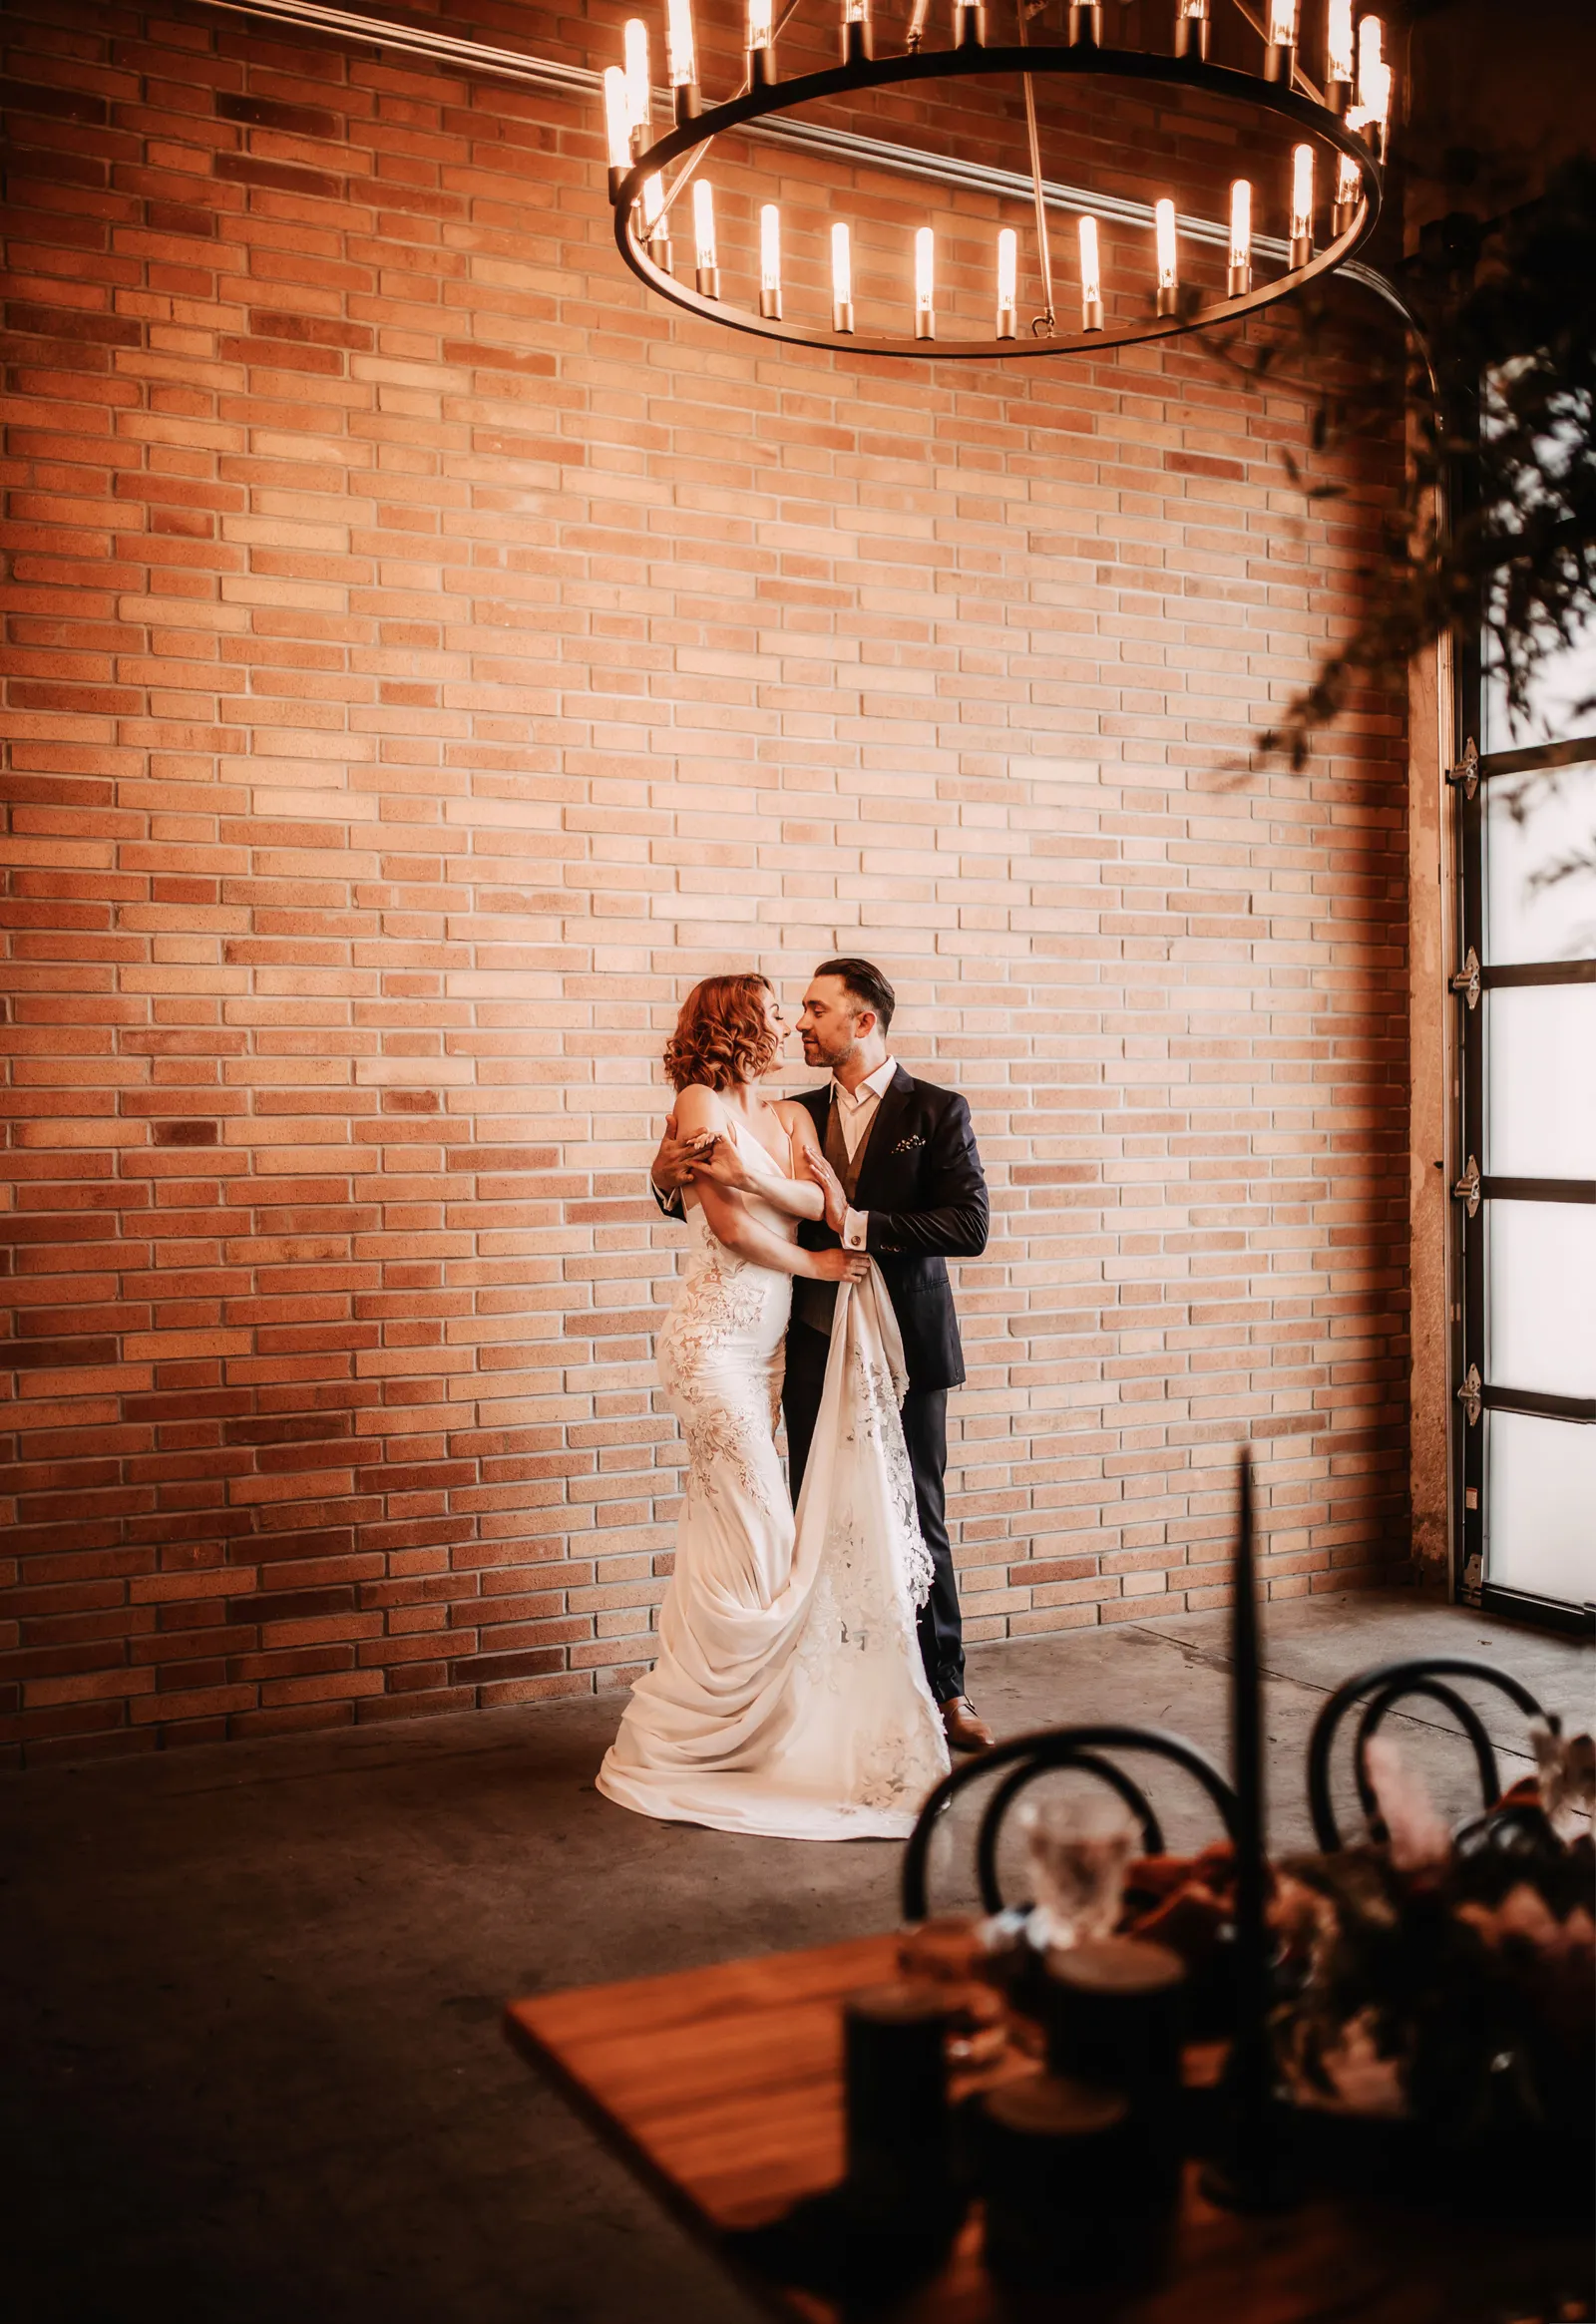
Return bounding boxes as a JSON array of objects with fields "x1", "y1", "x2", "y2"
[{"x1": 3, "y1": 1594, "x2": 1590, "y2": 2324}]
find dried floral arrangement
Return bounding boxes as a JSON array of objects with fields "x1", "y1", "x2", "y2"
[
  {"x1": 1275, "y1": 1726, "x2": 1594, "y2": 2150},
  {"x1": 1116, "y1": 1723, "x2": 1593, "y2": 2186}
]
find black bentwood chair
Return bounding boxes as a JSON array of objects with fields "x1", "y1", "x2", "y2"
[
  {"x1": 900, "y1": 1726, "x2": 1241, "y2": 1924},
  {"x1": 1305, "y1": 1657, "x2": 1546, "y2": 1851}
]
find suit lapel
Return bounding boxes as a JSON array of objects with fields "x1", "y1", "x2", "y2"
[{"x1": 851, "y1": 1065, "x2": 915, "y2": 1211}]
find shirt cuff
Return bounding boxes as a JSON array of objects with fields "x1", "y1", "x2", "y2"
[{"x1": 843, "y1": 1206, "x2": 868, "y2": 1250}]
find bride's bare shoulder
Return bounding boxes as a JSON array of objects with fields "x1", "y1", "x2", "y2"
[{"x1": 673, "y1": 1083, "x2": 728, "y2": 1133}]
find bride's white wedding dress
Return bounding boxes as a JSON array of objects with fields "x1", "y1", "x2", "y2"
[{"x1": 597, "y1": 1121, "x2": 951, "y2": 1839}]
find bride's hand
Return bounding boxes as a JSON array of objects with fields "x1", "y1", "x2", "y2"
[
  {"x1": 807, "y1": 1247, "x2": 870, "y2": 1284},
  {"x1": 689, "y1": 1134, "x2": 757, "y2": 1194}
]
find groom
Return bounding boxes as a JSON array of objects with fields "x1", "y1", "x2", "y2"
[{"x1": 651, "y1": 959, "x2": 995, "y2": 1753}]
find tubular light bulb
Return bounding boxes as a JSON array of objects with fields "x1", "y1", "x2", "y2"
[
  {"x1": 1370, "y1": 60, "x2": 1393, "y2": 136},
  {"x1": 845, "y1": 0, "x2": 868, "y2": 20},
  {"x1": 1326, "y1": 0, "x2": 1354, "y2": 88},
  {"x1": 747, "y1": 0, "x2": 773, "y2": 47},
  {"x1": 602, "y1": 68, "x2": 632, "y2": 174},
  {"x1": 1266, "y1": 0, "x2": 1297, "y2": 44},
  {"x1": 1078, "y1": 213, "x2": 1102, "y2": 328},
  {"x1": 1178, "y1": 0, "x2": 1208, "y2": 18},
  {"x1": 1358, "y1": 13, "x2": 1384, "y2": 89},
  {"x1": 665, "y1": 0, "x2": 697, "y2": 87},
  {"x1": 1228, "y1": 179, "x2": 1251, "y2": 269},
  {"x1": 623, "y1": 19, "x2": 651, "y2": 135},
  {"x1": 915, "y1": 225, "x2": 935, "y2": 337},
  {"x1": 1290, "y1": 144, "x2": 1314, "y2": 245},
  {"x1": 1335, "y1": 147, "x2": 1363, "y2": 222},
  {"x1": 692, "y1": 179, "x2": 717, "y2": 271},
  {"x1": 831, "y1": 220, "x2": 854, "y2": 330},
  {"x1": 832, "y1": 222, "x2": 853, "y2": 304},
  {"x1": 1359, "y1": 15, "x2": 1393, "y2": 150},
  {"x1": 1228, "y1": 178, "x2": 1251, "y2": 291},
  {"x1": 997, "y1": 226, "x2": 1017, "y2": 309},
  {"x1": 1155, "y1": 197, "x2": 1177, "y2": 293},
  {"x1": 1357, "y1": 14, "x2": 1392, "y2": 137},
  {"x1": 907, "y1": 0, "x2": 931, "y2": 39},
  {"x1": 641, "y1": 174, "x2": 665, "y2": 234},
  {"x1": 760, "y1": 203, "x2": 781, "y2": 295}
]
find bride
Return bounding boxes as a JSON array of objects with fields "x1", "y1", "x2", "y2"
[{"x1": 598, "y1": 972, "x2": 952, "y2": 1840}]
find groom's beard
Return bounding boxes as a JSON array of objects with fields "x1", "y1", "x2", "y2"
[{"x1": 801, "y1": 1035, "x2": 854, "y2": 1070}]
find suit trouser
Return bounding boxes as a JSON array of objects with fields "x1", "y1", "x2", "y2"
[{"x1": 781, "y1": 1319, "x2": 966, "y2": 1705}]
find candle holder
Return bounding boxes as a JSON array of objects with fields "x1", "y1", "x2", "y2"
[
  {"x1": 1201, "y1": 1450, "x2": 1295, "y2": 2213},
  {"x1": 977, "y1": 2077, "x2": 1152, "y2": 2291},
  {"x1": 609, "y1": 45, "x2": 1384, "y2": 363}
]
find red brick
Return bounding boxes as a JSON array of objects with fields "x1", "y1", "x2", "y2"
[{"x1": 0, "y1": 0, "x2": 1412, "y2": 1762}]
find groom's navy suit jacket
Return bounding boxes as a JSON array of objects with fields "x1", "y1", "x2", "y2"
[{"x1": 793, "y1": 1066, "x2": 988, "y2": 1393}]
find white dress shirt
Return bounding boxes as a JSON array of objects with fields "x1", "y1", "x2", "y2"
[{"x1": 832, "y1": 1055, "x2": 896, "y2": 1250}]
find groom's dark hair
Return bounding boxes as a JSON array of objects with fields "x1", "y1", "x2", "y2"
[{"x1": 815, "y1": 957, "x2": 895, "y2": 1035}]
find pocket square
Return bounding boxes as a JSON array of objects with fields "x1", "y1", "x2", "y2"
[{"x1": 890, "y1": 1133, "x2": 926, "y2": 1155}]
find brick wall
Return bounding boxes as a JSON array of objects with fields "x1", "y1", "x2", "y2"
[{"x1": 0, "y1": 0, "x2": 1410, "y2": 1765}]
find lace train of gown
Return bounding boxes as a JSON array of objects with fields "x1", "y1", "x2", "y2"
[{"x1": 597, "y1": 1125, "x2": 952, "y2": 1840}]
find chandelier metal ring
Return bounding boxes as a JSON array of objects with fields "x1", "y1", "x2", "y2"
[{"x1": 611, "y1": 43, "x2": 1384, "y2": 360}]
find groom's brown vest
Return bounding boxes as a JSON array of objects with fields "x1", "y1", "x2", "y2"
[{"x1": 790, "y1": 1095, "x2": 876, "y2": 1338}]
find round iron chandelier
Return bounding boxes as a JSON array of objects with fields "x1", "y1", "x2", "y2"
[{"x1": 598, "y1": 0, "x2": 1394, "y2": 360}]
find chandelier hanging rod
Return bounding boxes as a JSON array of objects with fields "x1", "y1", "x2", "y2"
[{"x1": 1222, "y1": 0, "x2": 1325, "y2": 106}]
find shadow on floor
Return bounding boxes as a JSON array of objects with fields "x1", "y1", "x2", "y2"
[{"x1": 2, "y1": 1593, "x2": 1589, "y2": 2323}]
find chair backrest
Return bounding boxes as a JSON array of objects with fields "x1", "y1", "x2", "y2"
[
  {"x1": 900, "y1": 1723, "x2": 1240, "y2": 1924},
  {"x1": 1305, "y1": 1656, "x2": 1546, "y2": 1851}
]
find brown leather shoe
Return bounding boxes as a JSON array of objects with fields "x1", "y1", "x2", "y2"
[{"x1": 941, "y1": 1695, "x2": 996, "y2": 1753}]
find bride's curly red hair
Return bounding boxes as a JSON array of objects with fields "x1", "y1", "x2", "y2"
[{"x1": 663, "y1": 974, "x2": 780, "y2": 1093}]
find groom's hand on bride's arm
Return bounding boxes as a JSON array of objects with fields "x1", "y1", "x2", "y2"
[{"x1": 650, "y1": 1118, "x2": 716, "y2": 1200}]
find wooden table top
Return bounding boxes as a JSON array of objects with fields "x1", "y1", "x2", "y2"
[{"x1": 505, "y1": 1933, "x2": 1587, "y2": 2324}]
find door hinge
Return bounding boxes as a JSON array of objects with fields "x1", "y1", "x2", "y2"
[
  {"x1": 1456, "y1": 1363, "x2": 1483, "y2": 1426},
  {"x1": 1452, "y1": 1154, "x2": 1482, "y2": 1216},
  {"x1": 1450, "y1": 946, "x2": 1481, "y2": 1008},
  {"x1": 1447, "y1": 736, "x2": 1480, "y2": 800}
]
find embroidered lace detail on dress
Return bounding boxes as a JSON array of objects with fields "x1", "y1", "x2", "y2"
[
  {"x1": 845, "y1": 1343, "x2": 935, "y2": 1612},
  {"x1": 657, "y1": 1248, "x2": 778, "y2": 1512}
]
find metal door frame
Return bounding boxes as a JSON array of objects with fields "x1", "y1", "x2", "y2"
[{"x1": 1449, "y1": 674, "x2": 1596, "y2": 1636}]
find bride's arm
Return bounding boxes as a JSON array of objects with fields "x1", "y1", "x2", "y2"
[
  {"x1": 698, "y1": 1181, "x2": 852, "y2": 1279},
  {"x1": 675, "y1": 1088, "x2": 860, "y2": 1282},
  {"x1": 708, "y1": 1100, "x2": 824, "y2": 1224}
]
